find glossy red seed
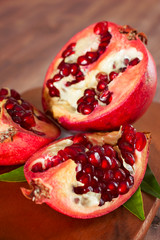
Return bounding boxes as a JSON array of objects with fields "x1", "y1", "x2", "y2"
[
  {"x1": 12, "y1": 115, "x2": 22, "y2": 124},
  {"x1": 10, "y1": 89, "x2": 20, "y2": 100},
  {"x1": 60, "y1": 64, "x2": 71, "y2": 77},
  {"x1": 49, "y1": 86, "x2": 60, "y2": 97},
  {"x1": 0, "y1": 88, "x2": 8, "y2": 96},
  {"x1": 84, "y1": 88, "x2": 96, "y2": 96},
  {"x1": 78, "y1": 103, "x2": 94, "y2": 115},
  {"x1": 21, "y1": 113, "x2": 36, "y2": 129},
  {"x1": 110, "y1": 157, "x2": 120, "y2": 169},
  {"x1": 97, "y1": 80, "x2": 108, "y2": 92},
  {"x1": 70, "y1": 63, "x2": 79, "y2": 76},
  {"x1": 0, "y1": 96, "x2": 6, "y2": 101},
  {"x1": 72, "y1": 134, "x2": 87, "y2": 144},
  {"x1": 53, "y1": 73, "x2": 63, "y2": 82},
  {"x1": 67, "y1": 42, "x2": 76, "y2": 50},
  {"x1": 21, "y1": 101, "x2": 31, "y2": 110},
  {"x1": 94, "y1": 21, "x2": 108, "y2": 35},
  {"x1": 118, "y1": 181, "x2": 129, "y2": 194},
  {"x1": 101, "y1": 156, "x2": 112, "y2": 169},
  {"x1": 77, "y1": 55, "x2": 90, "y2": 66},
  {"x1": 88, "y1": 151, "x2": 101, "y2": 166},
  {"x1": 129, "y1": 58, "x2": 140, "y2": 66},
  {"x1": 31, "y1": 162, "x2": 43, "y2": 172},
  {"x1": 97, "y1": 45, "x2": 106, "y2": 55},
  {"x1": 76, "y1": 71, "x2": 84, "y2": 81},
  {"x1": 98, "y1": 90, "x2": 112, "y2": 104},
  {"x1": 103, "y1": 169, "x2": 114, "y2": 181},
  {"x1": 62, "y1": 48, "x2": 74, "y2": 58},
  {"x1": 114, "y1": 169, "x2": 126, "y2": 181},
  {"x1": 77, "y1": 96, "x2": 84, "y2": 105},
  {"x1": 93, "y1": 100, "x2": 98, "y2": 108},
  {"x1": 126, "y1": 175, "x2": 134, "y2": 188},
  {"x1": 101, "y1": 191, "x2": 112, "y2": 203},
  {"x1": 90, "y1": 145, "x2": 104, "y2": 155},
  {"x1": 83, "y1": 164, "x2": 94, "y2": 174},
  {"x1": 118, "y1": 139, "x2": 134, "y2": 153},
  {"x1": 135, "y1": 132, "x2": 147, "y2": 151},
  {"x1": 124, "y1": 58, "x2": 129, "y2": 65},
  {"x1": 85, "y1": 95, "x2": 95, "y2": 104},
  {"x1": 96, "y1": 72, "x2": 108, "y2": 82},
  {"x1": 78, "y1": 173, "x2": 91, "y2": 186},
  {"x1": 46, "y1": 79, "x2": 54, "y2": 89},
  {"x1": 86, "y1": 51, "x2": 98, "y2": 63},
  {"x1": 101, "y1": 31, "x2": 112, "y2": 42},
  {"x1": 109, "y1": 71, "x2": 119, "y2": 81},
  {"x1": 107, "y1": 181, "x2": 118, "y2": 192},
  {"x1": 5, "y1": 99, "x2": 16, "y2": 110},
  {"x1": 103, "y1": 144, "x2": 116, "y2": 158},
  {"x1": 77, "y1": 152, "x2": 87, "y2": 164}
]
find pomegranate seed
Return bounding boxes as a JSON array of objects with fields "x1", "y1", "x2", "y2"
[
  {"x1": 77, "y1": 96, "x2": 84, "y2": 105},
  {"x1": 21, "y1": 101, "x2": 31, "y2": 111},
  {"x1": 98, "y1": 90, "x2": 112, "y2": 104},
  {"x1": 83, "y1": 164, "x2": 94, "y2": 174},
  {"x1": 77, "y1": 103, "x2": 94, "y2": 115},
  {"x1": 103, "y1": 144, "x2": 116, "y2": 158},
  {"x1": 110, "y1": 157, "x2": 120, "y2": 169},
  {"x1": 46, "y1": 79, "x2": 54, "y2": 89},
  {"x1": 103, "y1": 169, "x2": 114, "y2": 181},
  {"x1": 12, "y1": 115, "x2": 22, "y2": 124},
  {"x1": 0, "y1": 96, "x2": 6, "y2": 101},
  {"x1": 77, "y1": 55, "x2": 90, "y2": 66},
  {"x1": 10, "y1": 89, "x2": 20, "y2": 100},
  {"x1": 118, "y1": 181, "x2": 129, "y2": 194},
  {"x1": 84, "y1": 88, "x2": 96, "y2": 96},
  {"x1": 59, "y1": 63, "x2": 71, "y2": 77},
  {"x1": 114, "y1": 169, "x2": 126, "y2": 181},
  {"x1": 62, "y1": 48, "x2": 74, "y2": 58},
  {"x1": 93, "y1": 100, "x2": 98, "y2": 108},
  {"x1": 135, "y1": 132, "x2": 147, "y2": 151},
  {"x1": 53, "y1": 73, "x2": 63, "y2": 82},
  {"x1": 96, "y1": 72, "x2": 108, "y2": 82},
  {"x1": 76, "y1": 71, "x2": 84, "y2": 81},
  {"x1": 77, "y1": 152, "x2": 87, "y2": 164},
  {"x1": 94, "y1": 21, "x2": 108, "y2": 35},
  {"x1": 74, "y1": 186, "x2": 86, "y2": 194},
  {"x1": 107, "y1": 181, "x2": 118, "y2": 192},
  {"x1": 49, "y1": 86, "x2": 60, "y2": 97},
  {"x1": 21, "y1": 113, "x2": 36, "y2": 129},
  {"x1": 101, "y1": 31, "x2": 112, "y2": 42},
  {"x1": 118, "y1": 139, "x2": 134, "y2": 153},
  {"x1": 90, "y1": 145, "x2": 104, "y2": 155},
  {"x1": 77, "y1": 173, "x2": 91, "y2": 186},
  {"x1": 85, "y1": 95, "x2": 95, "y2": 104},
  {"x1": 72, "y1": 134, "x2": 87, "y2": 144},
  {"x1": 97, "y1": 45, "x2": 106, "y2": 55},
  {"x1": 129, "y1": 58, "x2": 140, "y2": 66},
  {"x1": 5, "y1": 99, "x2": 16, "y2": 110},
  {"x1": 67, "y1": 42, "x2": 76, "y2": 50},
  {"x1": 126, "y1": 175, "x2": 134, "y2": 188},
  {"x1": 88, "y1": 151, "x2": 101, "y2": 166},
  {"x1": 99, "y1": 41, "x2": 109, "y2": 48},
  {"x1": 70, "y1": 63, "x2": 79, "y2": 76},
  {"x1": 101, "y1": 156, "x2": 112, "y2": 169},
  {"x1": 124, "y1": 58, "x2": 129, "y2": 65},
  {"x1": 86, "y1": 51, "x2": 98, "y2": 63},
  {"x1": 31, "y1": 162, "x2": 43, "y2": 172},
  {"x1": 0, "y1": 88, "x2": 8, "y2": 96},
  {"x1": 97, "y1": 80, "x2": 108, "y2": 92},
  {"x1": 109, "y1": 71, "x2": 119, "y2": 81},
  {"x1": 101, "y1": 191, "x2": 112, "y2": 203}
]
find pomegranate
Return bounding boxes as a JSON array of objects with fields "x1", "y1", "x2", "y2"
[
  {"x1": 0, "y1": 87, "x2": 60, "y2": 165},
  {"x1": 22, "y1": 125, "x2": 150, "y2": 218},
  {"x1": 42, "y1": 21, "x2": 157, "y2": 131}
]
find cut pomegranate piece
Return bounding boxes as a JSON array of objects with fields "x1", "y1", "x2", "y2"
[
  {"x1": 0, "y1": 87, "x2": 60, "y2": 165},
  {"x1": 22, "y1": 125, "x2": 151, "y2": 219},
  {"x1": 42, "y1": 21, "x2": 157, "y2": 131}
]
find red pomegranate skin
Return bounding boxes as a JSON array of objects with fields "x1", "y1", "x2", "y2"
[
  {"x1": 0, "y1": 88, "x2": 60, "y2": 165},
  {"x1": 42, "y1": 21, "x2": 157, "y2": 131},
  {"x1": 22, "y1": 128, "x2": 151, "y2": 219}
]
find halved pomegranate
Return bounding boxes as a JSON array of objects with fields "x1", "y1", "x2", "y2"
[
  {"x1": 42, "y1": 21, "x2": 157, "y2": 131},
  {"x1": 22, "y1": 125, "x2": 150, "y2": 218},
  {"x1": 0, "y1": 88, "x2": 60, "y2": 165}
]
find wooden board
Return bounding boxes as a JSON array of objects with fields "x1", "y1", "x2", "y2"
[{"x1": 0, "y1": 90, "x2": 160, "y2": 240}]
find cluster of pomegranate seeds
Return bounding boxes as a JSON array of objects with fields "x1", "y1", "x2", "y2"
[
  {"x1": 0, "y1": 88, "x2": 49, "y2": 133},
  {"x1": 118, "y1": 124, "x2": 147, "y2": 166},
  {"x1": 77, "y1": 88, "x2": 98, "y2": 114},
  {"x1": 31, "y1": 124, "x2": 147, "y2": 206}
]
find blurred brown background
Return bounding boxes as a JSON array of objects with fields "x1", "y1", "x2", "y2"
[{"x1": 0, "y1": 0, "x2": 160, "y2": 239}]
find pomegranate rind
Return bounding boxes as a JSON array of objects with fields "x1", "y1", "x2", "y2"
[
  {"x1": 42, "y1": 21, "x2": 157, "y2": 131},
  {"x1": 22, "y1": 131, "x2": 151, "y2": 219},
  {"x1": 0, "y1": 96, "x2": 60, "y2": 165}
]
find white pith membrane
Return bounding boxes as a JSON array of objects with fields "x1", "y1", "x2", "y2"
[
  {"x1": 46, "y1": 32, "x2": 143, "y2": 116},
  {"x1": 25, "y1": 129, "x2": 150, "y2": 217}
]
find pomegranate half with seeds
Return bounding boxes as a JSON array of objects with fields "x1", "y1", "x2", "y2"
[
  {"x1": 42, "y1": 21, "x2": 157, "y2": 131},
  {"x1": 0, "y1": 88, "x2": 60, "y2": 165},
  {"x1": 22, "y1": 125, "x2": 150, "y2": 218}
]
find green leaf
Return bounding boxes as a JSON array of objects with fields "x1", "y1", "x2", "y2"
[
  {"x1": 141, "y1": 164, "x2": 160, "y2": 198},
  {"x1": 123, "y1": 187, "x2": 145, "y2": 221},
  {"x1": 0, "y1": 166, "x2": 26, "y2": 182}
]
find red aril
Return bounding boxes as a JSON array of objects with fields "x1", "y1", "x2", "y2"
[
  {"x1": 22, "y1": 125, "x2": 151, "y2": 219},
  {"x1": 0, "y1": 87, "x2": 60, "y2": 165},
  {"x1": 42, "y1": 21, "x2": 157, "y2": 131}
]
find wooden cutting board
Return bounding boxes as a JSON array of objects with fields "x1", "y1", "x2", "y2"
[{"x1": 0, "y1": 88, "x2": 160, "y2": 240}]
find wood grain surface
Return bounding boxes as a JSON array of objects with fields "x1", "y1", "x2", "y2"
[{"x1": 0, "y1": 0, "x2": 160, "y2": 239}]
